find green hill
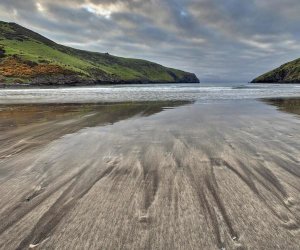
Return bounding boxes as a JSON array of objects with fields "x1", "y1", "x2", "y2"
[
  {"x1": 252, "y1": 58, "x2": 300, "y2": 83},
  {"x1": 0, "y1": 21, "x2": 199, "y2": 85}
]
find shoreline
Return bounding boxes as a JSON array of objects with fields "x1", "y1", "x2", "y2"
[
  {"x1": 0, "y1": 84, "x2": 300, "y2": 105},
  {"x1": 0, "y1": 81, "x2": 201, "y2": 89}
]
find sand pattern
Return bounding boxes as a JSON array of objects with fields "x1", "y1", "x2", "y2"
[{"x1": 0, "y1": 100, "x2": 299, "y2": 249}]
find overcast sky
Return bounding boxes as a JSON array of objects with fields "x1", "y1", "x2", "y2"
[{"x1": 1, "y1": 0, "x2": 300, "y2": 82}]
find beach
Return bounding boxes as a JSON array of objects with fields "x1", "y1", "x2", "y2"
[{"x1": 0, "y1": 94, "x2": 299, "y2": 249}]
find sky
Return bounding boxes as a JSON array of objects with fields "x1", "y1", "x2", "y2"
[{"x1": 0, "y1": 0, "x2": 300, "y2": 82}]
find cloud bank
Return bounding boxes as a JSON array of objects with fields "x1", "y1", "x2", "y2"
[{"x1": 1, "y1": 0, "x2": 300, "y2": 82}]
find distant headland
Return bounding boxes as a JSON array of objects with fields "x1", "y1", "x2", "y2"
[
  {"x1": 252, "y1": 58, "x2": 300, "y2": 83},
  {"x1": 0, "y1": 21, "x2": 199, "y2": 86}
]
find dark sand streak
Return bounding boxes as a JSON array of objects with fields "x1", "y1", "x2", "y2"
[{"x1": 0, "y1": 99, "x2": 299, "y2": 249}]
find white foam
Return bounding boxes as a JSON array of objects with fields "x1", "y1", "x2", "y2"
[{"x1": 0, "y1": 83, "x2": 300, "y2": 104}]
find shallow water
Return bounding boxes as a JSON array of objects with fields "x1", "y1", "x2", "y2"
[
  {"x1": 0, "y1": 85, "x2": 299, "y2": 249},
  {"x1": 0, "y1": 83, "x2": 300, "y2": 103}
]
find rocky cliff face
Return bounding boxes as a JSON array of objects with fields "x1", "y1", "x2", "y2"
[{"x1": 252, "y1": 58, "x2": 300, "y2": 83}]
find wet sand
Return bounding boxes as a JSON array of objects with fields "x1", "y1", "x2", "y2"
[{"x1": 0, "y1": 99, "x2": 299, "y2": 249}]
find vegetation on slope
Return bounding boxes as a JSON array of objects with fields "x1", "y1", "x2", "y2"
[
  {"x1": 0, "y1": 21, "x2": 199, "y2": 85},
  {"x1": 252, "y1": 58, "x2": 300, "y2": 83}
]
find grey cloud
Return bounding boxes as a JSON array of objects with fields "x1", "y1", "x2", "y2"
[{"x1": 0, "y1": 0, "x2": 299, "y2": 82}]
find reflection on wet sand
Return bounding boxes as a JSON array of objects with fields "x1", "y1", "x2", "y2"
[
  {"x1": 0, "y1": 101, "x2": 190, "y2": 160},
  {"x1": 263, "y1": 97, "x2": 300, "y2": 116},
  {"x1": 0, "y1": 99, "x2": 299, "y2": 250}
]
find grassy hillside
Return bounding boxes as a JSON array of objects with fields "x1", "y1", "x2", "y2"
[
  {"x1": 252, "y1": 58, "x2": 300, "y2": 83},
  {"x1": 0, "y1": 21, "x2": 199, "y2": 85}
]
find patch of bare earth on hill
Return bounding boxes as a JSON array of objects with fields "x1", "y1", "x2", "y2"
[{"x1": 0, "y1": 56, "x2": 74, "y2": 79}]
